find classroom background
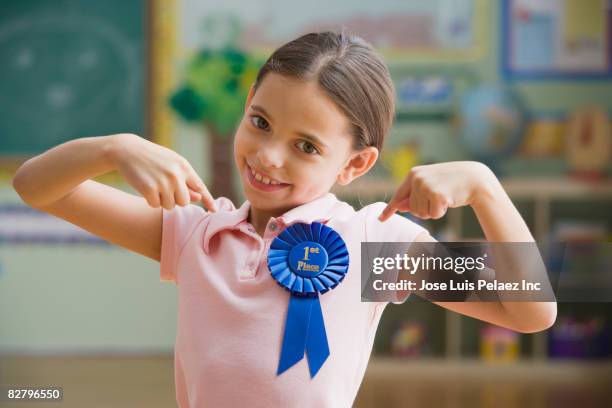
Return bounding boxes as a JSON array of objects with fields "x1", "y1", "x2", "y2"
[{"x1": 1, "y1": 1, "x2": 611, "y2": 407}]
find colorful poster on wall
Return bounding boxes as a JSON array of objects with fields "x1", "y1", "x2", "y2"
[
  {"x1": 502, "y1": 0, "x2": 612, "y2": 79},
  {"x1": 179, "y1": 0, "x2": 487, "y2": 63}
]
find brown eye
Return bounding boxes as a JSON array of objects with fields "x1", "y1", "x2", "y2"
[
  {"x1": 296, "y1": 141, "x2": 320, "y2": 155},
  {"x1": 250, "y1": 115, "x2": 269, "y2": 130}
]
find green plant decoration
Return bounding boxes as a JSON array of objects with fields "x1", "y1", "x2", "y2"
[{"x1": 169, "y1": 13, "x2": 262, "y2": 203}]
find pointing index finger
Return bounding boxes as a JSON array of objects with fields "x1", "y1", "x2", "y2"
[
  {"x1": 378, "y1": 201, "x2": 398, "y2": 222},
  {"x1": 194, "y1": 182, "x2": 216, "y2": 212},
  {"x1": 185, "y1": 170, "x2": 217, "y2": 212},
  {"x1": 378, "y1": 173, "x2": 414, "y2": 222}
]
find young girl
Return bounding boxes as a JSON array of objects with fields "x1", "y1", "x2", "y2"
[{"x1": 13, "y1": 31, "x2": 556, "y2": 407}]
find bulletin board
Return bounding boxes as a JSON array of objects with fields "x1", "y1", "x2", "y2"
[
  {"x1": 501, "y1": 0, "x2": 612, "y2": 80},
  {"x1": 0, "y1": 0, "x2": 176, "y2": 181},
  {"x1": 180, "y1": 0, "x2": 488, "y2": 65}
]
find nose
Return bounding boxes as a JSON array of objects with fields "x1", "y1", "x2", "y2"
[{"x1": 256, "y1": 142, "x2": 284, "y2": 169}]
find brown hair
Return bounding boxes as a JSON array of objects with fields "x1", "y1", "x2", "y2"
[{"x1": 252, "y1": 30, "x2": 395, "y2": 152}]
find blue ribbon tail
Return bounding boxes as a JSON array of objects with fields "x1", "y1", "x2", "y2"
[
  {"x1": 277, "y1": 295, "x2": 314, "y2": 375},
  {"x1": 305, "y1": 296, "x2": 330, "y2": 378}
]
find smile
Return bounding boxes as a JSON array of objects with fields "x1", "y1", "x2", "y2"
[{"x1": 246, "y1": 163, "x2": 291, "y2": 192}]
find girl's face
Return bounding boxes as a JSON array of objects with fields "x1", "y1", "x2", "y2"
[{"x1": 234, "y1": 73, "x2": 375, "y2": 214}]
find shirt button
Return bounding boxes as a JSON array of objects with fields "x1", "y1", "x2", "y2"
[{"x1": 269, "y1": 223, "x2": 278, "y2": 231}]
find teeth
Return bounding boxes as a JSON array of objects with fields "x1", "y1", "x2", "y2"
[{"x1": 249, "y1": 165, "x2": 284, "y2": 185}]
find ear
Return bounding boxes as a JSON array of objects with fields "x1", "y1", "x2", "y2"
[
  {"x1": 245, "y1": 83, "x2": 255, "y2": 110},
  {"x1": 336, "y1": 146, "x2": 379, "y2": 185}
]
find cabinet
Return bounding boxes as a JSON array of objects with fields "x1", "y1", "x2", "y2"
[{"x1": 332, "y1": 176, "x2": 612, "y2": 361}]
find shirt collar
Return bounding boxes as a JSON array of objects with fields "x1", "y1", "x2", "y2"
[{"x1": 202, "y1": 192, "x2": 340, "y2": 254}]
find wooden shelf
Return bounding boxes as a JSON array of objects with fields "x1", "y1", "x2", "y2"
[
  {"x1": 347, "y1": 176, "x2": 612, "y2": 362},
  {"x1": 367, "y1": 356, "x2": 612, "y2": 380},
  {"x1": 502, "y1": 177, "x2": 612, "y2": 200},
  {"x1": 333, "y1": 176, "x2": 612, "y2": 201}
]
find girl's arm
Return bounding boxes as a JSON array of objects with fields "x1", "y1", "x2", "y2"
[
  {"x1": 379, "y1": 161, "x2": 557, "y2": 333},
  {"x1": 12, "y1": 134, "x2": 215, "y2": 261}
]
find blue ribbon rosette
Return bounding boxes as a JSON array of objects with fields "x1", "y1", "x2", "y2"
[{"x1": 267, "y1": 221, "x2": 349, "y2": 378}]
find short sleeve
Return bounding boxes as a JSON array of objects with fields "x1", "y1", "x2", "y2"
[
  {"x1": 364, "y1": 202, "x2": 430, "y2": 304},
  {"x1": 160, "y1": 204, "x2": 207, "y2": 283}
]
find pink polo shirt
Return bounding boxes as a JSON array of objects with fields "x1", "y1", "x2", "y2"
[{"x1": 160, "y1": 192, "x2": 427, "y2": 408}]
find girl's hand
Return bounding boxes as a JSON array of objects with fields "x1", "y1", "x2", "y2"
[
  {"x1": 378, "y1": 161, "x2": 498, "y2": 221},
  {"x1": 109, "y1": 134, "x2": 217, "y2": 211}
]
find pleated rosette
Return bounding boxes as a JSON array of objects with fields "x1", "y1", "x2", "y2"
[
  {"x1": 266, "y1": 221, "x2": 349, "y2": 378},
  {"x1": 267, "y1": 222, "x2": 349, "y2": 296}
]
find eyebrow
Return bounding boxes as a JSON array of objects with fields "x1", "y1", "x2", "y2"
[{"x1": 250, "y1": 104, "x2": 329, "y2": 148}]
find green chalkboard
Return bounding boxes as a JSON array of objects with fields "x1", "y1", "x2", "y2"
[{"x1": 0, "y1": 0, "x2": 145, "y2": 157}]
